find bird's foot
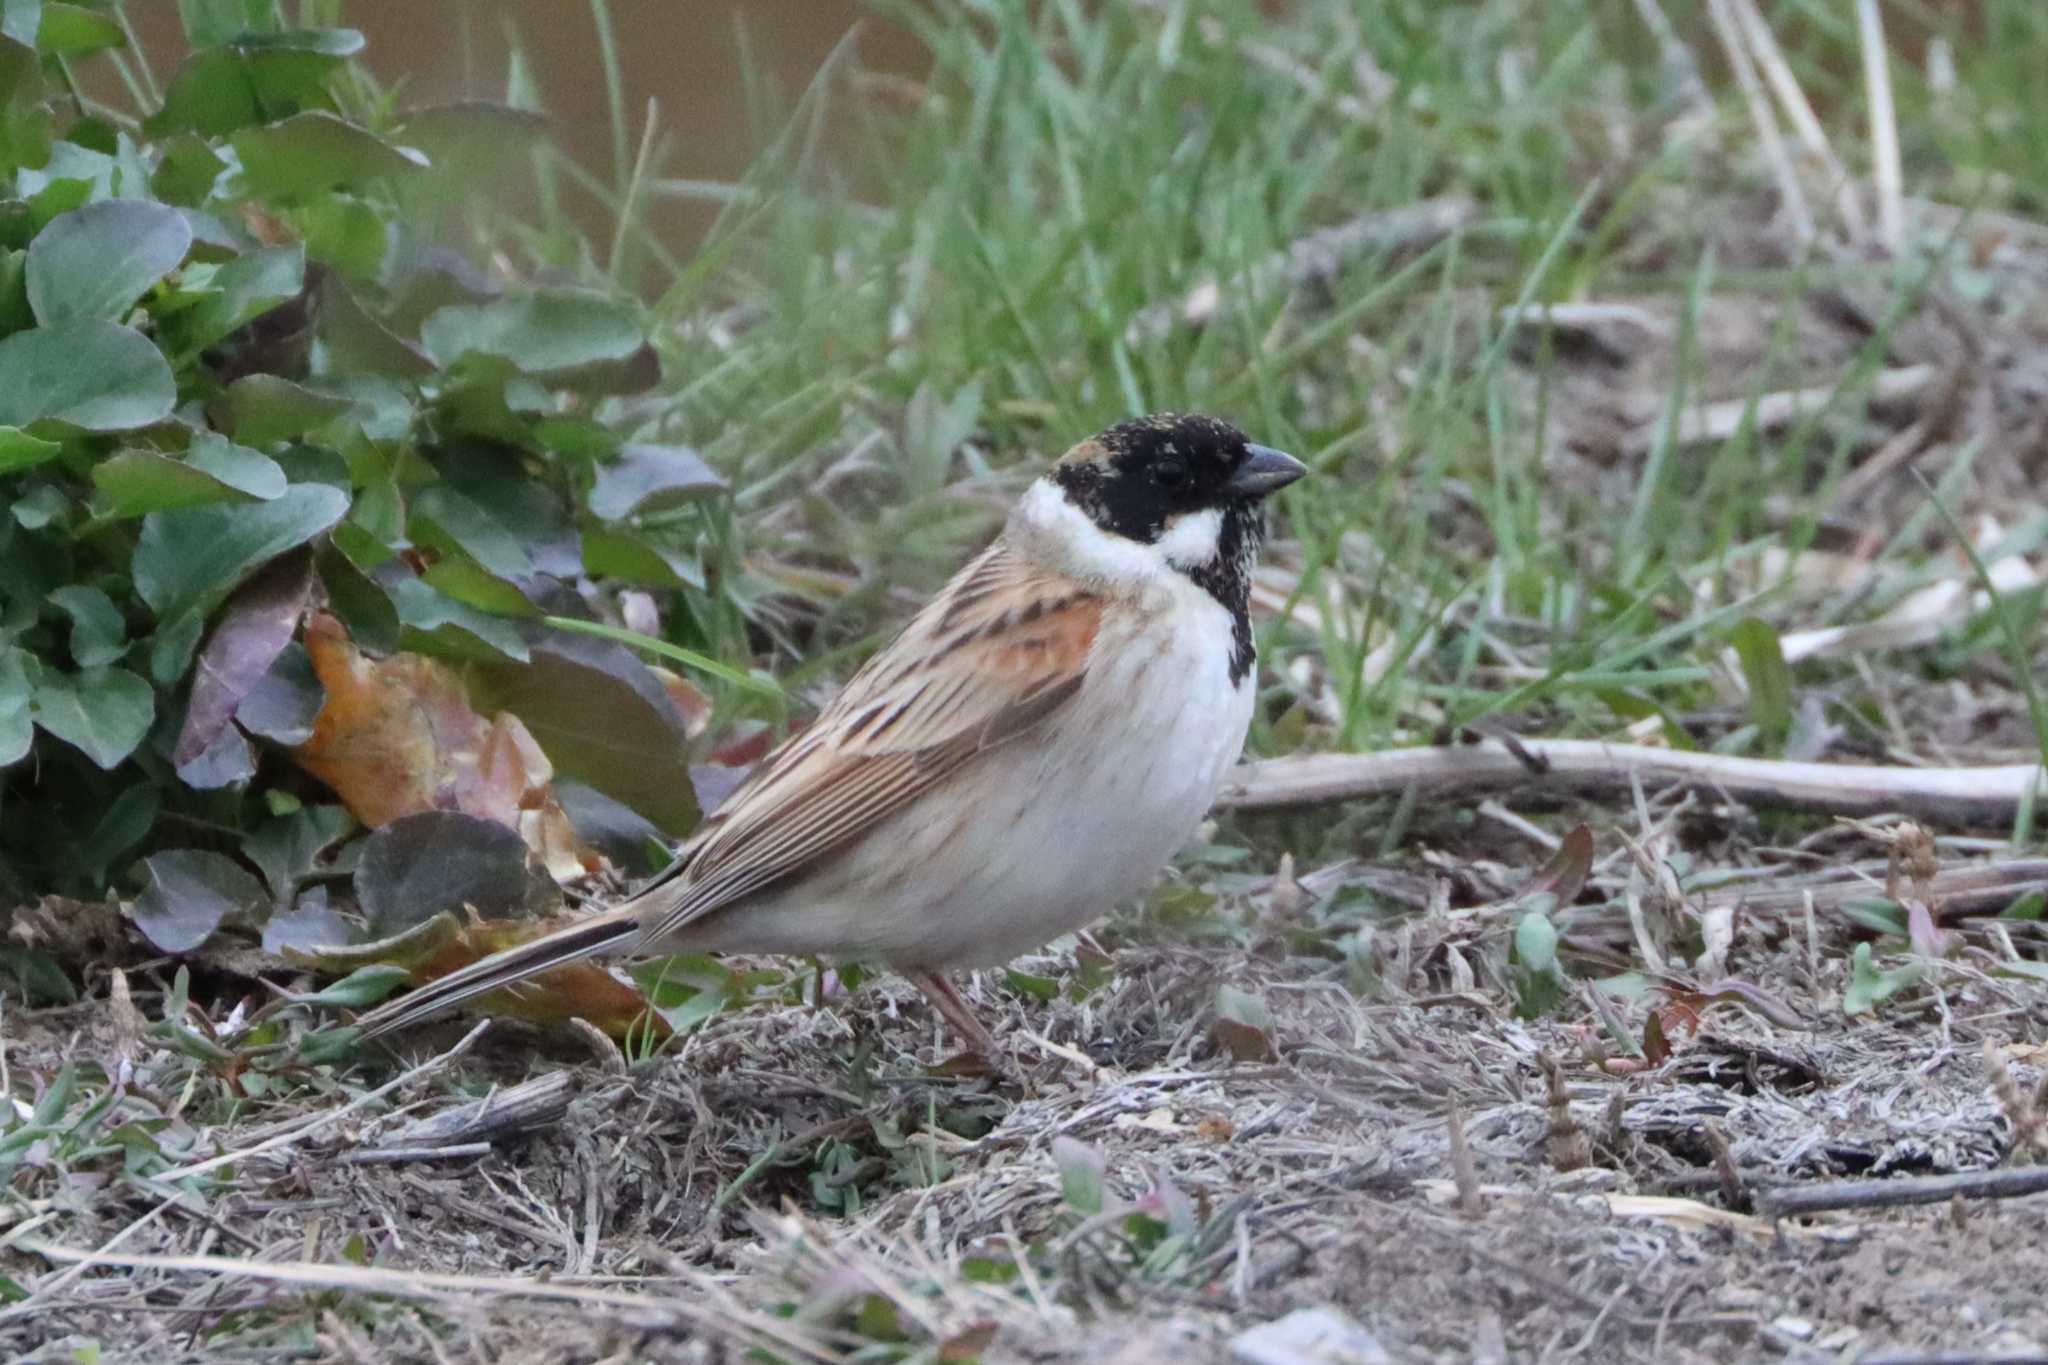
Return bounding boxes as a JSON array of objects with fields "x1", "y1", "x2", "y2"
[{"x1": 904, "y1": 969, "x2": 1028, "y2": 1087}]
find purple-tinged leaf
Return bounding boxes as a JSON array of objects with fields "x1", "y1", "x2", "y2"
[
  {"x1": 174, "y1": 547, "x2": 313, "y2": 765},
  {"x1": 129, "y1": 848, "x2": 267, "y2": 953}
]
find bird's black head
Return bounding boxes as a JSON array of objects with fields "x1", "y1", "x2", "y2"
[
  {"x1": 1049, "y1": 413, "x2": 1304, "y2": 548},
  {"x1": 1048, "y1": 414, "x2": 1304, "y2": 683}
]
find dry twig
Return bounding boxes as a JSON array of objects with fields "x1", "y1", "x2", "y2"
[
  {"x1": 1219, "y1": 741, "x2": 2048, "y2": 827},
  {"x1": 1754, "y1": 1165, "x2": 2048, "y2": 1218}
]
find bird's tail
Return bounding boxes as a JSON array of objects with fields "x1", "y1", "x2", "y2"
[{"x1": 351, "y1": 912, "x2": 643, "y2": 1040}]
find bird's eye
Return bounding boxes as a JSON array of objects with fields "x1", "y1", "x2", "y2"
[{"x1": 1152, "y1": 461, "x2": 1188, "y2": 490}]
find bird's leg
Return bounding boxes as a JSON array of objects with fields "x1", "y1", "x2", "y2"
[{"x1": 905, "y1": 969, "x2": 997, "y2": 1057}]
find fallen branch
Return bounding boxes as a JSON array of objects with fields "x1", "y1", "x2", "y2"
[
  {"x1": 1755, "y1": 1165, "x2": 2048, "y2": 1218},
  {"x1": 1218, "y1": 740, "x2": 2048, "y2": 827},
  {"x1": 1697, "y1": 859, "x2": 2048, "y2": 919}
]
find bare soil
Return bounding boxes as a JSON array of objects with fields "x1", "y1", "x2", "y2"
[{"x1": 8, "y1": 882, "x2": 2048, "y2": 1364}]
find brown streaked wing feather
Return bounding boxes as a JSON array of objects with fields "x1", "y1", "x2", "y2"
[{"x1": 630, "y1": 542, "x2": 1103, "y2": 941}]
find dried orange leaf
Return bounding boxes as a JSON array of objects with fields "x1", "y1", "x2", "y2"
[{"x1": 289, "y1": 612, "x2": 597, "y2": 880}]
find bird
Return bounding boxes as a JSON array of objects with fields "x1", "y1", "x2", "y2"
[{"x1": 353, "y1": 413, "x2": 1306, "y2": 1056}]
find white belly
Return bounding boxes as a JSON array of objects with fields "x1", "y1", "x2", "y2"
[{"x1": 671, "y1": 584, "x2": 1255, "y2": 969}]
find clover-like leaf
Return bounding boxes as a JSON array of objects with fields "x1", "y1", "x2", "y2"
[
  {"x1": 129, "y1": 848, "x2": 268, "y2": 953},
  {"x1": 94, "y1": 435, "x2": 287, "y2": 517},
  {"x1": 0, "y1": 426, "x2": 60, "y2": 473},
  {"x1": 26, "y1": 200, "x2": 190, "y2": 325},
  {"x1": 46, "y1": 583, "x2": 126, "y2": 668},
  {"x1": 420, "y1": 289, "x2": 644, "y2": 381},
  {"x1": 588, "y1": 443, "x2": 726, "y2": 522},
  {"x1": 232, "y1": 111, "x2": 428, "y2": 199},
  {"x1": 0, "y1": 320, "x2": 176, "y2": 430},
  {"x1": 133, "y1": 483, "x2": 348, "y2": 641},
  {"x1": 30, "y1": 666, "x2": 153, "y2": 768},
  {"x1": 0, "y1": 644, "x2": 33, "y2": 767}
]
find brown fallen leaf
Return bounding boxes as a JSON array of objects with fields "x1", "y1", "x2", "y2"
[{"x1": 290, "y1": 612, "x2": 597, "y2": 882}]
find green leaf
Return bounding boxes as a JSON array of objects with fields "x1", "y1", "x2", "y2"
[
  {"x1": 129, "y1": 847, "x2": 267, "y2": 952},
  {"x1": 0, "y1": 643, "x2": 32, "y2": 765},
  {"x1": 315, "y1": 272, "x2": 434, "y2": 376},
  {"x1": 148, "y1": 31, "x2": 363, "y2": 138},
  {"x1": 132, "y1": 483, "x2": 348, "y2": 658},
  {"x1": 219, "y1": 373, "x2": 351, "y2": 445},
  {"x1": 30, "y1": 665, "x2": 153, "y2": 768},
  {"x1": 0, "y1": 319, "x2": 176, "y2": 430},
  {"x1": 177, "y1": 0, "x2": 276, "y2": 47},
  {"x1": 288, "y1": 190, "x2": 386, "y2": 276},
  {"x1": 315, "y1": 538, "x2": 398, "y2": 654},
  {"x1": 1839, "y1": 898, "x2": 1907, "y2": 936},
  {"x1": 0, "y1": 38, "x2": 53, "y2": 174},
  {"x1": 10, "y1": 481, "x2": 64, "y2": 528},
  {"x1": 32, "y1": 3, "x2": 122, "y2": 56},
  {"x1": 149, "y1": 133, "x2": 228, "y2": 204},
  {"x1": 231, "y1": 111, "x2": 428, "y2": 199},
  {"x1": 392, "y1": 102, "x2": 547, "y2": 186},
  {"x1": 1512, "y1": 908, "x2": 1563, "y2": 1017},
  {"x1": 390, "y1": 576, "x2": 528, "y2": 663},
  {"x1": 1729, "y1": 617, "x2": 1793, "y2": 753},
  {"x1": 92, "y1": 441, "x2": 282, "y2": 517},
  {"x1": 74, "y1": 782, "x2": 160, "y2": 883},
  {"x1": 1514, "y1": 908, "x2": 1558, "y2": 973},
  {"x1": 181, "y1": 243, "x2": 304, "y2": 350},
  {"x1": 354, "y1": 810, "x2": 557, "y2": 937},
  {"x1": 1, "y1": 2, "x2": 36, "y2": 47},
  {"x1": 0, "y1": 424, "x2": 58, "y2": 471},
  {"x1": 420, "y1": 289, "x2": 644, "y2": 380},
  {"x1": 27, "y1": 200, "x2": 192, "y2": 325},
  {"x1": 1051, "y1": 1136, "x2": 1107, "y2": 1215},
  {"x1": 1843, "y1": 941, "x2": 1923, "y2": 1015},
  {"x1": 1003, "y1": 968, "x2": 1059, "y2": 1002},
  {"x1": 187, "y1": 431, "x2": 287, "y2": 498},
  {"x1": 46, "y1": 583, "x2": 126, "y2": 667},
  {"x1": 588, "y1": 443, "x2": 726, "y2": 521},
  {"x1": 20, "y1": 140, "x2": 114, "y2": 208},
  {"x1": 580, "y1": 526, "x2": 703, "y2": 590},
  {"x1": 411, "y1": 484, "x2": 531, "y2": 582},
  {"x1": 0, "y1": 247, "x2": 30, "y2": 335},
  {"x1": 292, "y1": 963, "x2": 409, "y2": 1008},
  {"x1": 228, "y1": 26, "x2": 363, "y2": 57}
]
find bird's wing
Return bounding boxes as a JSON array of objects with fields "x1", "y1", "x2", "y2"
[{"x1": 629, "y1": 539, "x2": 1104, "y2": 941}]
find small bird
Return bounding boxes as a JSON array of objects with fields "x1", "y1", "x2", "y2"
[{"x1": 354, "y1": 414, "x2": 1305, "y2": 1055}]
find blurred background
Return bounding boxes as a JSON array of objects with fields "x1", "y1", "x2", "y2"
[{"x1": 123, "y1": 1, "x2": 927, "y2": 250}]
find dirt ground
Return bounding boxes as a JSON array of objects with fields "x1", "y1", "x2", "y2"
[{"x1": 8, "y1": 859, "x2": 2048, "y2": 1365}]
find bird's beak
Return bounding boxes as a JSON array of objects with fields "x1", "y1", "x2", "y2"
[{"x1": 1226, "y1": 444, "x2": 1308, "y2": 498}]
